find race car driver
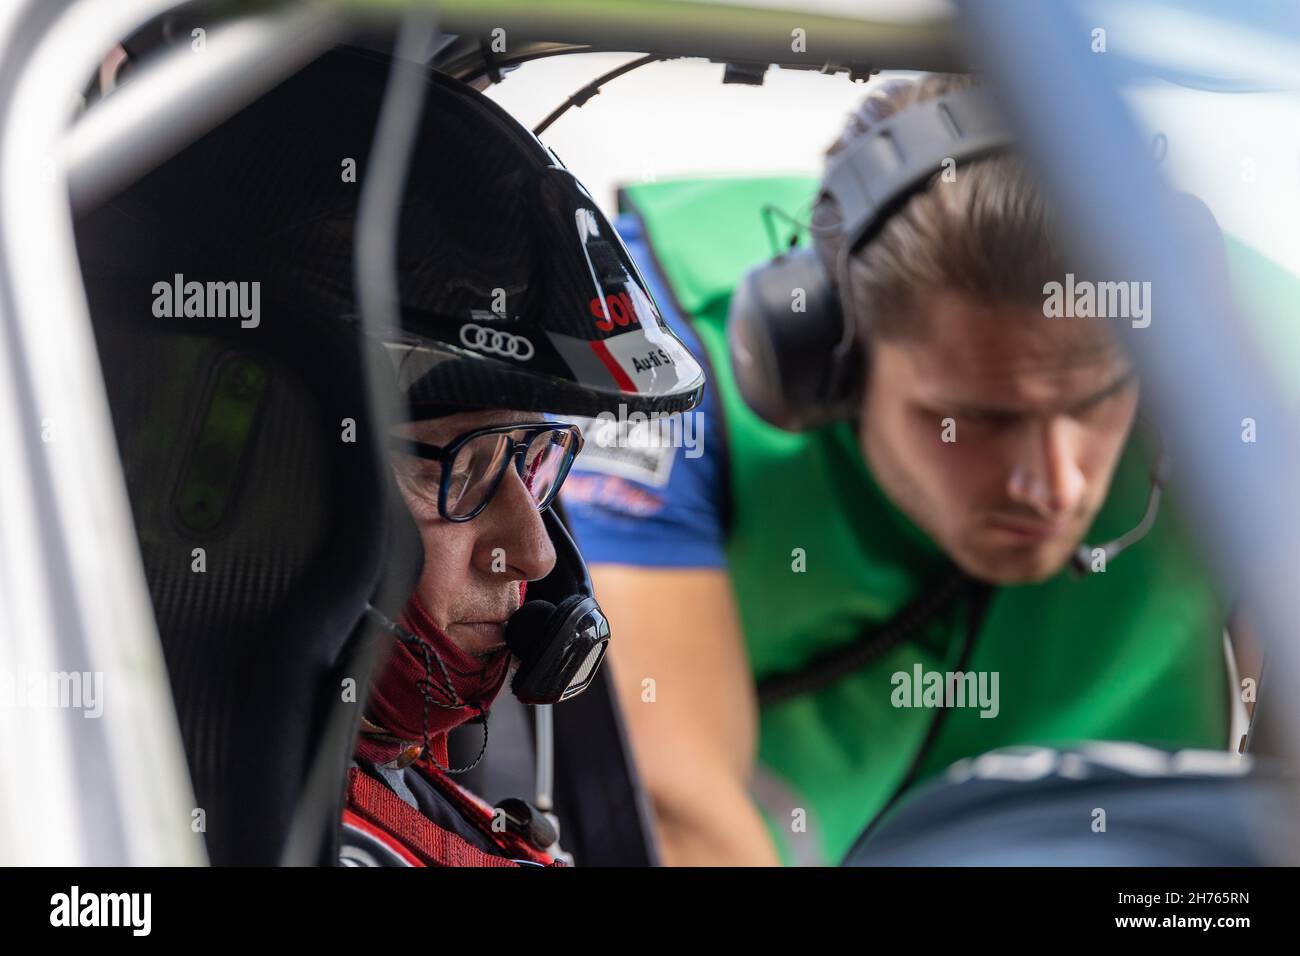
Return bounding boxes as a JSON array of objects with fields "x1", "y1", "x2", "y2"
[
  {"x1": 308, "y1": 47, "x2": 707, "y2": 866},
  {"x1": 89, "y1": 41, "x2": 705, "y2": 865}
]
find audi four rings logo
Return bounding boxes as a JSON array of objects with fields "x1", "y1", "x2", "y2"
[{"x1": 459, "y1": 323, "x2": 535, "y2": 361}]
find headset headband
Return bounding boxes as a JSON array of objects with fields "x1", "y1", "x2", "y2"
[
  {"x1": 727, "y1": 83, "x2": 1018, "y2": 433},
  {"x1": 822, "y1": 86, "x2": 1014, "y2": 258}
]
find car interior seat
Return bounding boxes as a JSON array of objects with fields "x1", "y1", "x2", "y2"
[{"x1": 74, "y1": 184, "x2": 421, "y2": 866}]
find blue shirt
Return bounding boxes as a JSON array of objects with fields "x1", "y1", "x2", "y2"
[{"x1": 561, "y1": 212, "x2": 727, "y2": 569}]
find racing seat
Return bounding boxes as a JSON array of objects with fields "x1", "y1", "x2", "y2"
[{"x1": 74, "y1": 200, "x2": 421, "y2": 866}]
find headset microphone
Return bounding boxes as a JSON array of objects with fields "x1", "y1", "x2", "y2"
[
  {"x1": 1070, "y1": 450, "x2": 1169, "y2": 576},
  {"x1": 505, "y1": 508, "x2": 610, "y2": 705}
]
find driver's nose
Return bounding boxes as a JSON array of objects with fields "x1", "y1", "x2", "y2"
[{"x1": 473, "y1": 466, "x2": 556, "y2": 582}]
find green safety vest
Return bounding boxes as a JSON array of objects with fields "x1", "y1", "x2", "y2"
[{"x1": 618, "y1": 176, "x2": 1230, "y2": 865}]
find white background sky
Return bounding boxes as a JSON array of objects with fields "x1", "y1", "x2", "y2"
[
  {"x1": 484, "y1": 49, "x2": 1300, "y2": 401},
  {"x1": 484, "y1": 53, "x2": 1300, "y2": 277},
  {"x1": 484, "y1": 53, "x2": 894, "y2": 217}
]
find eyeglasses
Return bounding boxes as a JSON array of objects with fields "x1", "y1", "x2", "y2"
[{"x1": 388, "y1": 422, "x2": 584, "y2": 522}]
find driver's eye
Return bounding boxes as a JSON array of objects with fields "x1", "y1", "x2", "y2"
[
  {"x1": 393, "y1": 458, "x2": 441, "y2": 491},
  {"x1": 447, "y1": 455, "x2": 477, "y2": 488},
  {"x1": 458, "y1": 443, "x2": 493, "y2": 473}
]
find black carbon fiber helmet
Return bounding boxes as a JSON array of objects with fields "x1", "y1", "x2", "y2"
[{"x1": 99, "y1": 45, "x2": 705, "y2": 419}]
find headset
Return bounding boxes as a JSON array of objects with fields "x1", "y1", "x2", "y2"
[
  {"x1": 727, "y1": 85, "x2": 1012, "y2": 433},
  {"x1": 504, "y1": 507, "x2": 611, "y2": 705},
  {"x1": 727, "y1": 82, "x2": 1169, "y2": 578}
]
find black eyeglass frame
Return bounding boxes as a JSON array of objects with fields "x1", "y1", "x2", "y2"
[{"x1": 388, "y1": 421, "x2": 584, "y2": 522}]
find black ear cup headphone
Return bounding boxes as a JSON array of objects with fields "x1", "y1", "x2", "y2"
[
  {"x1": 727, "y1": 85, "x2": 1013, "y2": 433},
  {"x1": 505, "y1": 508, "x2": 611, "y2": 705}
]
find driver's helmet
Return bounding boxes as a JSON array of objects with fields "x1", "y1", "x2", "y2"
[{"x1": 98, "y1": 44, "x2": 706, "y2": 419}]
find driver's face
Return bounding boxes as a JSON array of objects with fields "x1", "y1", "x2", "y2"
[
  {"x1": 859, "y1": 290, "x2": 1140, "y2": 585},
  {"x1": 391, "y1": 410, "x2": 557, "y2": 657}
]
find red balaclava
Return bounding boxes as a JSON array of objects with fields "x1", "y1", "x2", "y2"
[{"x1": 364, "y1": 587, "x2": 522, "y2": 758}]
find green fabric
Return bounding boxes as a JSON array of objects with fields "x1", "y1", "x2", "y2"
[{"x1": 620, "y1": 176, "x2": 1231, "y2": 866}]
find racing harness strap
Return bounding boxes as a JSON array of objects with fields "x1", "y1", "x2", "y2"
[{"x1": 344, "y1": 766, "x2": 564, "y2": 868}]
